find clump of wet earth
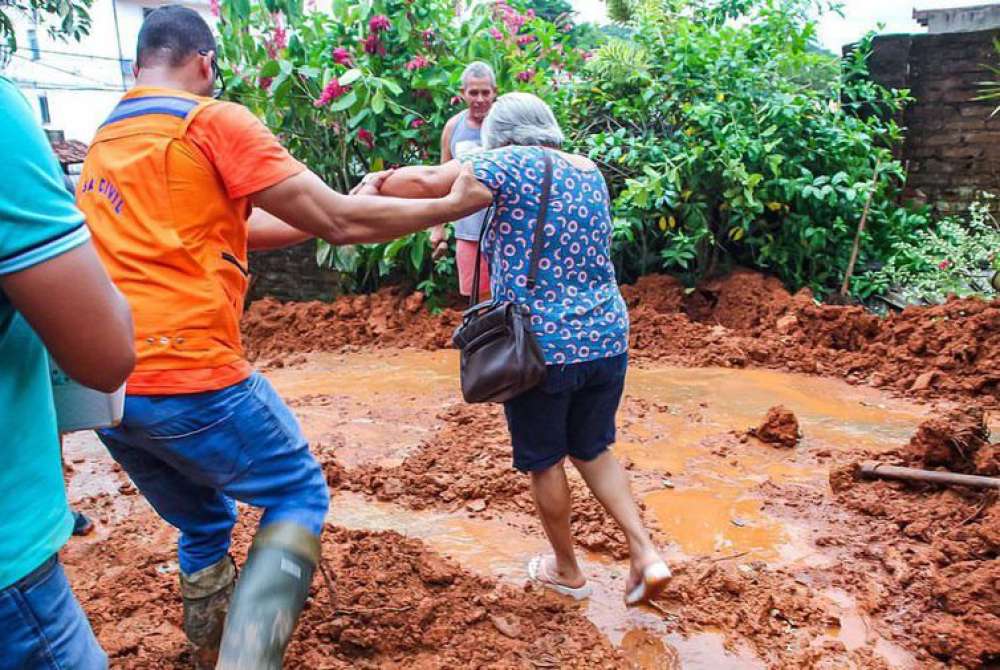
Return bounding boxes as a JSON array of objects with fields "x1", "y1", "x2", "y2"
[{"x1": 749, "y1": 405, "x2": 801, "y2": 448}]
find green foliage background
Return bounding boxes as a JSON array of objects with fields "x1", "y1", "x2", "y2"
[{"x1": 219, "y1": 0, "x2": 940, "y2": 301}]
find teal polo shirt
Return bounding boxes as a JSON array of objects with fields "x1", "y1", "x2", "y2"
[{"x1": 0, "y1": 76, "x2": 92, "y2": 588}]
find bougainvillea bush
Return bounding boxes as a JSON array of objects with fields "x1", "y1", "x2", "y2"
[{"x1": 217, "y1": 0, "x2": 582, "y2": 296}]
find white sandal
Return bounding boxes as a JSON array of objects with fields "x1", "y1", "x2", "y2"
[
  {"x1": 527, "y1": 555, "x2": 592, "y2": 601},
  {"x1": 625, "y1": 560, "x2": 672, "y2": 606}
]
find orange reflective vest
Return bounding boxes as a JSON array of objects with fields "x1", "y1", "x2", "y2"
[{"x1": 78, "y1": 91, "x2": 252, "y2": 395}]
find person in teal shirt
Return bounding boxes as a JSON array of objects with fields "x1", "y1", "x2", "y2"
[{"x1": 0, "y1": 75, "x2": 135, "y2": 669}]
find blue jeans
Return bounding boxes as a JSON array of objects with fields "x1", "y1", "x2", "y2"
[
  {"x1": 98, "y1": 373, "x2": 329, "y2": 575},
  {"x1": 0, "y1": 556, "x2": 107, "y2": 670}
]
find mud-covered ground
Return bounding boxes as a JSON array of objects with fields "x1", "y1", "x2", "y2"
[{"x1": 62, "y1": 271, "x2": 998, "y2": 668}]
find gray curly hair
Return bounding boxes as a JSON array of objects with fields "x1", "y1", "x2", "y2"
[{"x1": 481, "y1": 92, "x2": 565, "y2": 150}]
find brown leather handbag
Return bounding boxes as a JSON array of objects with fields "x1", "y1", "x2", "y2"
[{"x1": 451, "y1": 150, "x2": 553, "y2": 403}]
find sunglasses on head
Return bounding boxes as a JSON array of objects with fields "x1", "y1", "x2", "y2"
[{"x1": 198, "y1": 49, "x2": 226, "y2": 99}]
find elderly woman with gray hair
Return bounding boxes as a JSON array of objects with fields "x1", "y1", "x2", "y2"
[{"x1": 376, "y1": 92, "x2": 670, "y2": 605}]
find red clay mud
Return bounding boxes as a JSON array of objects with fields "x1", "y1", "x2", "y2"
[
  {"x1": 822, "y1": 408, "x2": 999, "y2": 669},
  {"x1": 243, "y1": 268, "x2": 1000, "y2": 405},
  {"x1": 338, "y1": 403, "x2": 650, "y2": 560},
  {"x1": 66, "y1": 506, "x2": 622, "y2": 668}
]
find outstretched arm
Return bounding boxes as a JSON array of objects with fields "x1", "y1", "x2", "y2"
[
  {"x1": 378, "y1": 160, "x2": 464, "y2": 199},
  {"x1": 251, "y1": 164, "x2": 490, "y2": 246}
]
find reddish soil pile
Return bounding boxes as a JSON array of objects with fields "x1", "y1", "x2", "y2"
[
  {"x1": 340, "y1": 403, "x2": 655, "y2": 560},
  {"x1": 652, "y1": 560, "x2": 898, "y2": 669},
  {"x1": 244, "y1": 268, "x2": 1000, "y2": 405},
  {"x1": 749, "y1": 405, "x2": 801, "y2": 448},
  {"x1": 243, "y1": 287, "x2": 459, "y2": 365},
  {"x1": 902, "y1": 406, "x2": 998, "y2": 475},
  {"x1": 67, "y1": 509, "x2": 621, "y2": 668},
  {"x1": 290, "y1": 526, "x2": 623, "y2": 668},
  {"x1": 823, "y1": 409, "x2": 999, "y2": 669}
]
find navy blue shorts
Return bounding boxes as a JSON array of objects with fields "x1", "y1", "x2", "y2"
[{"x1": 503, "y1": 353, "x2": 628, "y2": 473}]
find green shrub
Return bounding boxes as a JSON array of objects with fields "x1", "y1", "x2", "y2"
[
  {"x1": 218, "y1": 0, "x2": 581, "y2": 302},
  {"x1": 564, "y1": 0, "x2": 931, "y2": 296},
  {"x1": 861, "y1": 193, "x2": 1000, "y2": 304}
]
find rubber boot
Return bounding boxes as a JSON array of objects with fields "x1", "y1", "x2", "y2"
[
  {"x1": 180, "y1": 555, "x2": 236, "y2": 670},
  {"x1": 216, "y1": 522, "x2": 320, "y2": 670}
]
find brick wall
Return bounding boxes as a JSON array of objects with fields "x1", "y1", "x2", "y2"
[
  {"x1": 247, "y1": 241, "x2": 340, "y2": 302},
  {"x1": 866, "y1": 29, "x2": 1000, "y2": 214}
]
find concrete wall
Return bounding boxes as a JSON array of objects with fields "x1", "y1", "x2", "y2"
[
  {"x1": 247, "y1": 242, "x2": 341, "y2": 303},
  {"x1": 866, "y1": 29, "x2": 1000, "y2": 215},
  {"x1": 914, "y1": 5, "x2": 1000, "y2": 34}
]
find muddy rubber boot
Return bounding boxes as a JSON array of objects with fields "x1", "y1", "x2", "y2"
[
  {"x1": 216, "y1": 522, "x2": 320, "y2": 670},
  {"x1": 180, "y1": 555, "x2": 236, "y2": 670}
]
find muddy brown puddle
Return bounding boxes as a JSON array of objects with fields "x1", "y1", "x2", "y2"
[{"x1": 67, "y1": 349, "x2": 940, "y2": 668}]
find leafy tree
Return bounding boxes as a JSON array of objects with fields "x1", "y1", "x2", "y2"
[
  {"x1": 566, "y1": 0, "x2": 930, "y2": 296},
  {"x1": 0, "y1": 0, "x2": 92, "y2": 60},
  {"x1": 220, "y1": 0, "x2": 581, "y2": 300}
]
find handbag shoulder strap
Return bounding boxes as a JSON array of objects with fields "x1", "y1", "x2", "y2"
[
  {"x1": 469, "y1": 148, "x2": 554, "y2": 307},
  {"x1": 469, "y1": 202, "x2": 495, "y2": 309},
  {"x1": 527, "y1": 150, "x2": 554, "y2": 291}
]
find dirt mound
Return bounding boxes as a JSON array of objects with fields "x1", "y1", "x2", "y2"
[
  {"x1": 289, "y1": 527, "x2": 623, "y2": 668},
  {"x1": 67, "y1": 506, "x2": 621, "y2": 668},
  {"x1": 242, "y1": 288, "x2": 459, "y2": 364},
  {"x1": 750, "y1": 405, "x2": 801, "y2": 448},
  {"x1": 684, "y1": 268, "x2": 801, "y2": 332},
  {"x1": 619, "y1": 273, "x2": 686, "y2": 313},
  {"x1": 343, "y1": 404, "x2": 650, "y2": 560},
  {"x1": 902, "y1": 406, "x2": 994, "y2": 474},
  {"x1": 652, "y1": 559, "x2": 895, "y2": 669},
  {"x1": 624, "y1": 275, "x2": 1000, "y2": 405},
  {"x1": 822, "y1": 409, "x2": 999, "y2": 668},
  {"x1": 243, "y1": 270, "x2": 1000, "y2": 404}
]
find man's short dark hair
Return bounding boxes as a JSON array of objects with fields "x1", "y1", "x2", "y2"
[{"x1": 136, "y1": 5, "x2": 217, "y2": 69}]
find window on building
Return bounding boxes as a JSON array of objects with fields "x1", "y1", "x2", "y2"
[
  {"x1": 38, "y1": 95, "x2": 51, "y2": 125},
  {"x1": 27, "y1": 29, "x2": 40, "y2": 61}
]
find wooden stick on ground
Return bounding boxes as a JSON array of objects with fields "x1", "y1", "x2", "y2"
[{"x1": 840, "y1": 158, "x2": 882, "y2": 298}]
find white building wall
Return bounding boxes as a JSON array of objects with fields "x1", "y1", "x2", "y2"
[{"x1": 3, "y1": 0, "x2": 213, "y2": 143}]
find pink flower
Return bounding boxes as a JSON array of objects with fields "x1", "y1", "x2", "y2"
[
  {"x1": 357, "y1": 128, "x2": 375, "y2": 149},
  {"x1": 516, "y1": 69, "x2": 535, "y2": 82},
  {"x1": 369, "y1": 14, "x2": 392, "y2": 32},
  {"x1": 525, "y1": 9, "x2": 535, "y2": 19},
  {"x1": 260, "y1": 76, "x2": 273, "y2": 90},
  {"x1": 272, "y1": 14, "x2": 287, "y2": 50},
  {"x1": 450, "y1": 95, "x2": 462, "y2": 106},
  {"x1": 411, "y1": 118, "x2": 426, "y2": 128},
  {"x1": 516, "y1": 34, "x2": 536, "y2": 46},
  {"x1": 580, "y1": 49, "x2": 594, "y2": 61},
  {"x1": 405, "y1": 55, "x2": 430, "y2": 71},
  {"x1": 364, "y1": 33, "x2": 386, "y2": 56},
  {"x1": 413, "y1": 89, "x2": 431, "y2": 99},
  {"x1": 422, "y1": 29, "x2": 435, "y2": 43},
  {"x1": 489, "y1": 27, "x2": 504, "y2": 40},
  {"x1": 210, "y1": 0, "x2": 220, "y2": 17},
  {"x1": 331, "y1": 47, "x2": 354, "y2": 66},
  {"x1": 313, "y1": 79, "x2": 351, "y2": 107},
  {"x1": 938, "y1": 260, "x2": 951, "y2": 270}
]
